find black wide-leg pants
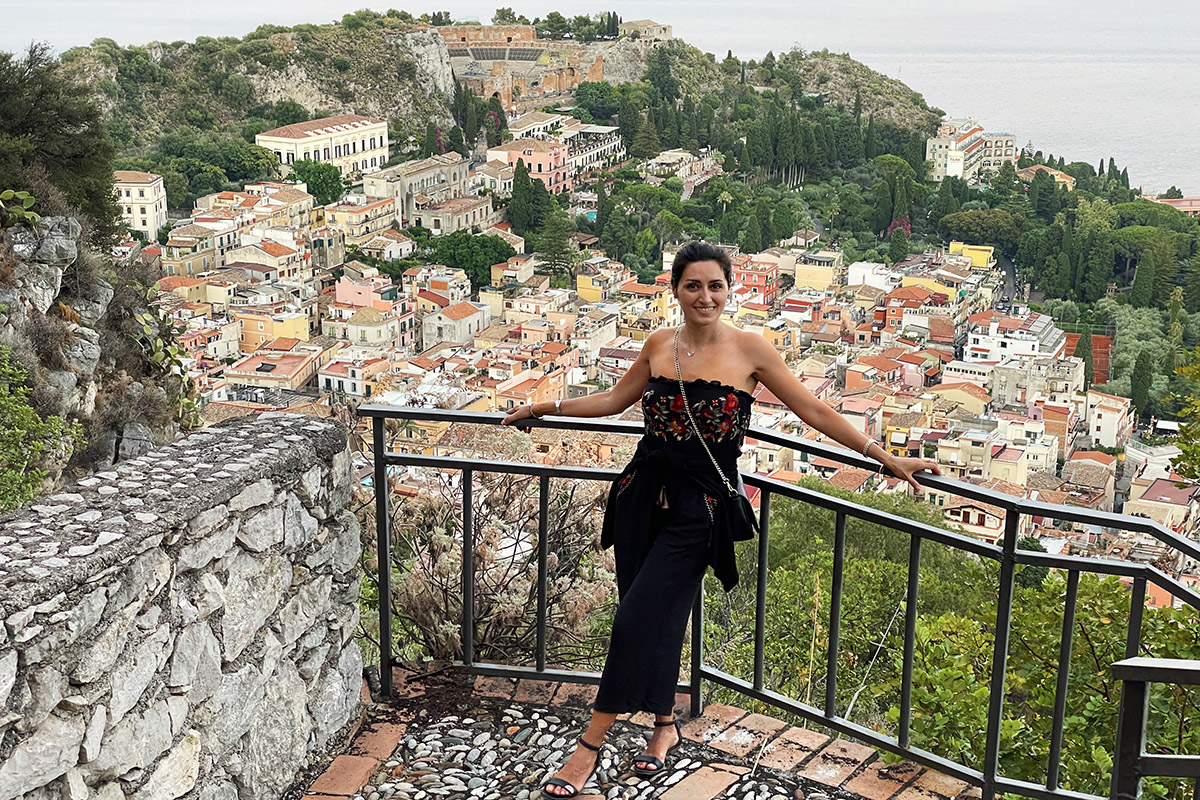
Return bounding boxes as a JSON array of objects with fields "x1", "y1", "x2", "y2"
[{"x1": 594, "y1": 484, "x2": 712, "y2": 715}]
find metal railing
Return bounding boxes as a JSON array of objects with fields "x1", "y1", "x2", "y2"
[{"x1": 357, "y1": 405, "x2": 1200, "y2": 800}]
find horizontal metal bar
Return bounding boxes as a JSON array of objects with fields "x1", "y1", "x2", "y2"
[
  {"x1": 384, "y1": 452, "x2": 620, "y2": 481},
  {"x1": 1138, "y1": 754, "x2": 1200, "y2": 779},
  {"x1": 359, "y1": 404, "x2": 1198, "y2": 560},
  {"x1": 455, "y1": 660, "x2": 689, "y2": 694},
  {"x1": 991, "y1": 775, "x2": 1108, "y2": 800},
  {"x1": 1146, "y1": 566, "x2": 1200, "y2": 610},
  {"x1": 699, "y1": 665, "x2": 984, "y2": 787},
  {"x1": 1112, "y1": 657, "x2": 1200, "y2": 686},
  {"x1": 745, "y1": 473, "x2": 1001, "y2": 559}
]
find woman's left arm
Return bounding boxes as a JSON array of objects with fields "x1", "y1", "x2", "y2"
[{"x1": 747, "y1": 335, "x2": 941, "y2": 491}]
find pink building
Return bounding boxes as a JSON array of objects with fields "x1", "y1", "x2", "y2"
[
  {"x1": 335, "y1": 274, "x2": 395, "y2": 312},
  {"x1": 486, "y1": 139, "x2": 572, "y2": 195}
]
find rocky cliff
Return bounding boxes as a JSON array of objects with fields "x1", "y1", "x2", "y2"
[
  {"x1": 0, "y1": 218, "x2": 177, "y2": 484},
  {"x1": 61, "y1": 21, "x2": 457, "y2": 149}
]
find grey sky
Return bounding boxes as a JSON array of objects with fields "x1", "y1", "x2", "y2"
[{"x1": 5, "y1": 1, "x2": 1195, "y2": 60}]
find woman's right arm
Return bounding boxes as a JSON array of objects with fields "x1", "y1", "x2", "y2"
[{"x1": 501, "y1": 331, "x2": 660, "y2": 425}]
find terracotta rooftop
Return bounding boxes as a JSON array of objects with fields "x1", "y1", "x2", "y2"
[{"x1": 258, "y1": 113, "x2": 384, "y2": 139}]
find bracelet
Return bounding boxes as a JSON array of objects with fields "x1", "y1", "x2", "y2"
[
  {"x1": 861, "y1": 439, "x2": 873, "y2": 458},
  {"x1": 554, "y1": 398, "x2": 563, "y2": 415},
  {"x1": 528, "y1": 403, "x2": 541, "y2": 419}
]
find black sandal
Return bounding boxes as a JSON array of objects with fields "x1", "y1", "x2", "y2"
[
  {"x1": 633, "y1": 719, "x2": 683, "y2": 777},
  {"x1": 541, "y1": 736, "x2": 602, "y2": 798}
]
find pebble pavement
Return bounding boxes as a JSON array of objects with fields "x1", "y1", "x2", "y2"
[{"x1": 355, "y1": 705, "x2": 804, "y2": 800}]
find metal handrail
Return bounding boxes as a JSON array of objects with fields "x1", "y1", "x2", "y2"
[{"x1": 357, "y1": 404, "x2": 1200, "y2": 800}]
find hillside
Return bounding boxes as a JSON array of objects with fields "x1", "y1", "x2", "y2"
[
  {"x1": 793, "y1": 49, "x2": 943, "y2": 134},
  {"x1": 59, "y1": 15, "x2": 457, "y2": 153}
]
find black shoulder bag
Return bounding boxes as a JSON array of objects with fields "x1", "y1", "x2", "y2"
[{"x1": 673, "y1": 326, "x2": 760, "y2": 539}]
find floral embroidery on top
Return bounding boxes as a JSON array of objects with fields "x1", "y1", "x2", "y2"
[{"x1": 642, "y1": 385, "x2": 751, "y2": 443}]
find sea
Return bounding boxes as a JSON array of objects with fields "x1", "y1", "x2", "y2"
[{"x1": 6, "y1": 0, "x2": 1199, "y2": 194}]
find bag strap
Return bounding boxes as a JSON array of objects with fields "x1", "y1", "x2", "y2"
[{"x1": 673, "y1": 325, "x2": 738, "y2": 497}]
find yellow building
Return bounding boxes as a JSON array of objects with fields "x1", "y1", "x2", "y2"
[
  {"x1": 949, "y1": 241, "x2": 996, "y2": 270},
  {"x1": 256, "y1": 114, "x2": 389, "y2": 177},
  {"x1": 325, "y1": 197, "x2": 398, "y2": 246},
  {"x1": 162, "y1": 224, "x2": 217, "y2": 276},
  {"x1": 232, "y1": 310, "x2": 311, "y2": 354}
]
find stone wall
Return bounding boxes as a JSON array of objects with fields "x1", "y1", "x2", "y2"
[{"x1": 0, "y1": 414, "x2": 364, "y2": 799}]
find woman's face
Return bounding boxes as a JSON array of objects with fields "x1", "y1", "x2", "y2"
[{"x1": 673, "y1": 260, "x2": 729, "y2": 324}]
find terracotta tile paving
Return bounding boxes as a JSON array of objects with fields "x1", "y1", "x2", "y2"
[{"x1": 300, "y1": 668, "x2": 988, "y2": 800}]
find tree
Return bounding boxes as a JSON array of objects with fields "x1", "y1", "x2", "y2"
[
  {"x1": 645, "y1": 46, "x2": 680, "y2": 103},
  {"x1": 508, "y1": 159, "x2": 537, "y2": 235},
  {"x1": 492, "y1": 7, "x2": 518, "y2": 24},
  {"x1": 739, "y1": 214, "x2": 762, "y2": 254},
  {"x1": 1072, "y1": 328, "x2": 1094, "y2": 387},
  {"x1": 600, "y1": 213, "x2": 635, "y2": 260},
  {"x1": 1131, "y1": 349, "x2": 1154, "y2": 419},
  {"x1": 887, "y1": 228, "x2": 909, "y2": 264},
  {"x1": 1014, "y1": 536, "x2": 1049, "y2": 589},
  {"x1": 0, "y1": 347, "x2": 79, "y2": 512},
  {"x1": 631, "y1": 114, "x2": 663, "y2": 158},
  {"x1": 1160, "y1": 186, "x2": 1184, "y2": 200},
  {"x1": 540, "y1": 11, "x2": 570, "y2": 38},
  {"x1": 574, "y1": 81, "x2": 619, "y2": 122},
  {"x1": 1081, "y1": 240, "x2": 1115, "y2": 303},
  {"x1": 537, "y1": 208, "x2": 577, "y2": 279},
  {"x1": 931, "y1": 178, "x2": 961, "y2": 224},
  {"x1": 1130, "y1": 252, "x2": 1155, "y2": 308},
  {"x1": 431, "y1": 230, "x2": 516, "y2": 288},
  {"x1": 290, "y1": 159, "x2": 348, "y2": 206},
  {"x1": 0, "y1": 43, "x2": 123, "y2": 245}
]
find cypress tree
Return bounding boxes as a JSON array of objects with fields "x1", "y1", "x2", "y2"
[
  {"x1": 1082, "y1": 240, "x2": 1115, "y2": 303},
  {"x1": 1120, "y1": 167, "x2": 1130, "y2": 188},
  {"x1": 631, "y1": 114, "x2": 663, "y2": 157},
  {"x1": 1130, "y1": 250, "x2": 1155, "y2": 308},
  {"x1": 1184, "y1": 261, "x2": 1200, "y2": 313},
  {"x1": 508, "y1": 159, "x2": 535, "y2": 235},
  {"x1": 739, "y1": 214, "x2": 762, "y2": 253},
  {"x1": 864, "y1": 115, "x2": 877, "y2": 160},
  {"x1": 1108, "y1": 157, "x2": 1118, "y2": 177},
  {"x1": 1097, "y1": 158, "x2": 1105, "y2": 176},
  {"x1": 755, "y1": 200, "x2": 775, "y2": 246},
  {"x1": 538, "y1": 208, "x2": 576, "y2": 279},
  {"x1": 1073, "y1": 328, "x2": 1094, "y2": 388},
  {"x1": 1131, "y1": 350, "x2": 1153, "y2": 420}
]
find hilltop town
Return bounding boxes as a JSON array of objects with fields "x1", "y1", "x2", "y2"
[{"x1": 7, "y1": 11, "x2": 1200, "y2": 594}]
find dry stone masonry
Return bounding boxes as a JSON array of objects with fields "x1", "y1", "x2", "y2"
[{"x1": 0, "y1": 414, "x2": 364, "y2": 800}]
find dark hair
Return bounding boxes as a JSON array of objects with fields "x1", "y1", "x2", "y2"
[{"x1": 671, "y1": 241, "x2": 732, "y2": 287}]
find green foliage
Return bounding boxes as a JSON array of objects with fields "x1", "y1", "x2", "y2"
[
  {"x1": 0, "y1": 43, "x2": 123, "y2": 245},
  {"x1": 430, "y1": 230, "x2": 516, "y2": 288},
  {"x1": 290, "y1": 159, "x2": 348, "y2": 206},
  {"x1": 0, "y1": 189, "x2": 40, "y2": 229},
  {"x1": 0, "y1": 346, "x2": 82, "y2": 511},
  {"x1": 887, "y1": 227, "x2": 909, "y2": 264},
  {"x1": 1131, "y1": 252, "x2": 1156, "y2": 308},
  {"x1": 1131, "y1": 350, "x2": 1154, "y2": 418},
  {"x1": 574, "y1": 81, "x2": 620, "y2": 122},
  {"x1": 537, "y1": 208, "x2": 578, "y2": 279},
  {"x1": 938, "y1": 209, "x2": 1027, "y2": 256}
]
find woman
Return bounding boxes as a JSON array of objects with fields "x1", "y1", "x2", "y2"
[{"x1": 502, "y1": 241, "x2": 940, "y2": 798}]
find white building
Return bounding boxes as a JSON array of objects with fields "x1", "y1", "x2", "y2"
[
  {"x1": 422, "y1": 301, "x2": 491, "y2": 349},
  {"x1": 113, "y1": 171, "x2": 169, "y2": 240},
  {"x1": 925, "y1": 118, "x2": 1017, "y2": 183},
  {"x1": 255, "y1": 114, "x2": 388, "y2": 177},
  {"x1": 965, "y1": 311, "x2": 1066, "y2": 364},
  {"x1": 1087, "y1": 390, "x2": 1134, "y2": 449}
]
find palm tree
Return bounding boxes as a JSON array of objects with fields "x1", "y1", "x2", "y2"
[{"x1": 717, "y1": 191, "x2": 733, "y2": 216}]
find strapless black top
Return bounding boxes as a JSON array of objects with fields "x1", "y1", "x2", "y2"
[{"x1": 601, "y1": 375, "x2": 756, "y2": 591}]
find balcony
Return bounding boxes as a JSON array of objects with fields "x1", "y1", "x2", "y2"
[{"x1": 356, "y1": 406, "x2": 1200, "y2": 800}]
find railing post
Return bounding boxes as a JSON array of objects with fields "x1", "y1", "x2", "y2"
[
  {"x1": 461, "y1": 469, "x2": 475, "y2": 666},
  {"x1": 690, "y1": 581, "x2": 703, "y2": 718},
  {"x1": 372, "y1": 416, "x2": 393, "y2": 698},
  {"x1": 825, "y1": 511, "x2": 846, "y2": 717},
  {"x1": 754, "y1": 490, "x2": 771, "y2": 691},
  {"x1": 1047, "y1": 569, "x2": 1080, "y2": 791},
  {"x1": 1111, "y1": 674, "x2": 1148, "y2": 800},
  {"x1": 1112, "y1": 576, "x2": 1148, "y2": 800},
  {"x1": 536, "y1": 474, "x2": 549, "y2": 672},
  {"x1": 982, "y1": 511, "x2": 1021, "y2": 799},
  {"x1": 899, "y1": 535, "x2": 922, "y2": 748}
]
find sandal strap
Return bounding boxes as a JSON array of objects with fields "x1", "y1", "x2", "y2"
[
  {"x1": 653, "y1": 719, "x2": 677, "y2": 727},
  {"x1": 542, "y1": 776, "x2": 580, "y2": 797},
  {"x1": 635, "y1": 754, "x2": 665, "y2": 770},
  {"x1": 577, "y1": 735, "x2": 602, "y2": 752}
]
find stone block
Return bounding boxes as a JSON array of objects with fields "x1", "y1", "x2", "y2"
[
  {"x1": 0, "y1": 649, "x2": 18, "y2": 708},
  {"x1": 0, "y1": 713, "x2": 85, "y2": 798},
  {"x1": 238, "y1": 663, "x2": 311, "y2": 797},
  {"x1": 278, "y1": 575, "x2": 333, "y2": 647},
  {"x1": 843, "y1": 759, "x2": 923, "y2": 800},
  {"x1": 283, "y1": 492, "x2": 319, "y2": 551},
  {"x1": 168, "y1": 623, "x2": 221, "y2": 702},
  {"x1": 757, "y1": 725, "x2": 828, "y2": 771},
  {"x1": 798, "y1": 738, "x2": 876, "y2": 788},
  {"x1": 707, "y1": 712, "x2": 787, "y2": 758},
  {"x1": 80, "y1": 705, "x2": 106, "y2": 763},
  {"x1": 237, "y1": 504, "x2": 283, "y2": 553},
  {"x1": 220, "y1": 552, "x2": 290, "y2": 662},
  {"x1": 177, "y1": 521, "x2": 237, "y2": 573},
  {"x1": 131, "y1": 729, "x2": 201, "y2": 800},
  {"x1": 109, "y1": 625, "x2": 171, "y2": 726},
  {"x1": 21, "y1": 666, "x2": 67, "y2": 734},
  {"x1": 192, "y1": 666, "x2": 264, "y2": 762},
  {"x1": 311, "y1": 645, "x2": 362, "y2": 749},
  {"x1": 86, "y1": 699, "x2": 175, "y2": 779},
  {"x1": 659, "y1": 765, "x2": 739, "y2": 800},
  {"x1": 229, "y1": 480, "x2": 274, "y2": 513},
  {"x1": 71, "y1": 602, "x2": 140, "y2": 685}
]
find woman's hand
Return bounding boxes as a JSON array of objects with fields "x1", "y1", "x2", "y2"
[
  {"x1": 883, "y1": 456, "x2": 942, "y2": 492},
  {"x1": 501, "y1": 403, "x2": 536, "y2": 429}
]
